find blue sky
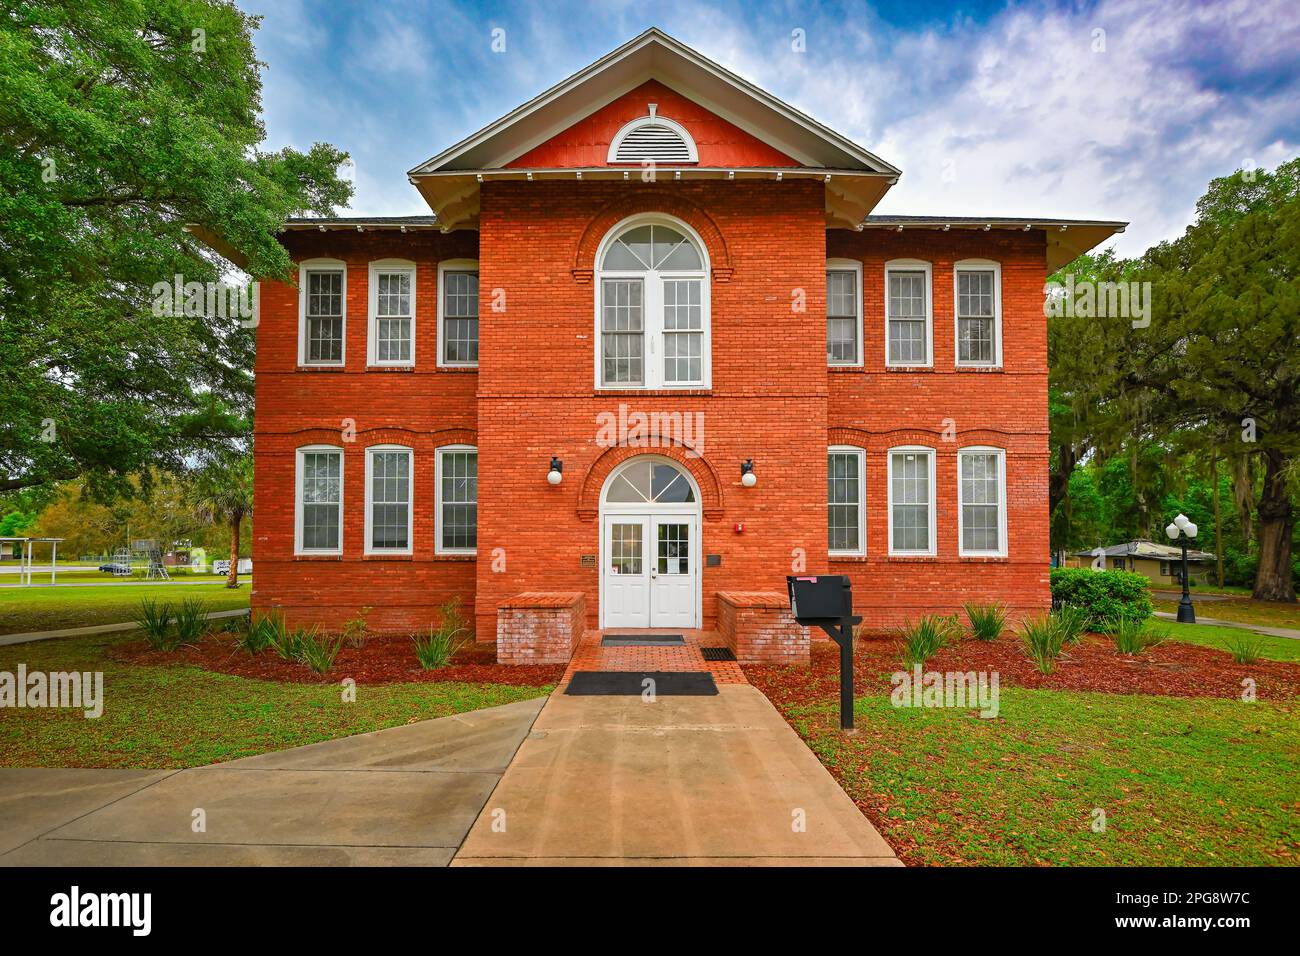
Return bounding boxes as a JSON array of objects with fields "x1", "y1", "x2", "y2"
[{"x1": 246, "y1": 0, "x2": 1300, "y2": 256}]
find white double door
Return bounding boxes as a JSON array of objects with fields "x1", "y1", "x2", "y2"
[{"x1": 602, "y1": 513, "x2": 698, "y2": 629}]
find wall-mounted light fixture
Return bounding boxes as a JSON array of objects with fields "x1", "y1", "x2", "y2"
[
  {"x1": 740, "y1": 459, "x2": 757, "y2": 488},
  {"x1": 547, "y1": 457, "x2": 563, "y2": 486}
]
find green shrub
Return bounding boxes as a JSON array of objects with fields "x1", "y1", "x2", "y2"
[
  {"x1": 1105, "y1": 616, "x2": 1167, "y2": 655},
  {"x1": 963, "y1": 603, "x2": 1007, "y2": 641},
  {"x1": 1052, "y1": 604, "x2": 1091, "y2": 645},
  {"x1": 413, "y1": 597, "x2": 470, "y2": 669},
  {"x1": 135, "y1": 598, "x2": 178, "y2": 651},
  {"x1": 897, "y1": 614, "x2": 961, "y2": 666},
  {"x1": 297, "y1": 631, "x2": 344, "y2": 674},
  {"x1": 173, "y1": 597, "x2": 209, "y2": 643},
  {"x1": 1050, "y1": 568, "x2": 1153, "y2": 629},
  {"x1": 340, "y1": 608, "x2": 372, "y2": 649},
  {"x1": 267, "y1": 618, "x2": 307, "y2": 661},
  {"x1": 1018, "y1": 613, "x2": 1066, "y2": 674},
  {"x1": 236, "y1": 612, "x2": 280, "y2": 655},
  {"x1": 1224, "y1": 632, "x2": 1265, "y2": 664}
]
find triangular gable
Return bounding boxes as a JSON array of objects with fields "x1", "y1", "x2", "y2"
[{"x1": 506, "y1": 80, "x2": 800, "y2": 169}]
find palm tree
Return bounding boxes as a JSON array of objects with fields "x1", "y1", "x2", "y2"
[{"x1": 189, "y1": 455, "x2": 253, "y2": 589}]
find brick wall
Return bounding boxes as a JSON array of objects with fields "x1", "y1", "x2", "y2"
[
  {"x1": 717, "y1": 591, "x2": 811, "y2": 664},
  {"x1": 496, "y1": 592, "x2": 586, "y2": 664}
]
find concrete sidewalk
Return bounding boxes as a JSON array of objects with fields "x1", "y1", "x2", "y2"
[
  {"x1": 0, "y1": 608, "x2": 250, "y2": 647},
  {"x1": 453, "y1": 684, "x2": 900, "y2": 867},
  {"x1": 1154, "y1": 610, "x2": 1300, "y2": 641},
  {"x1": 0, "y1": 698, "x2": 544, "y2": 866}
]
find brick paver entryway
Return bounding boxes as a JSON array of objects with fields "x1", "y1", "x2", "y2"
[{"x1": 564, "y1": 628, "x2": 747, "y2": 684}]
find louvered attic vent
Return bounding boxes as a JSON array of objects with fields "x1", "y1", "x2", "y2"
[{"x1": 608, "y1": 104, "x2": 699, "y2": 164}]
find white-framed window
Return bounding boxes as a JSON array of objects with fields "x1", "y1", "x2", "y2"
[
  {"x1": 368, "y1": 259, "x2": 416, "y2": 366},
  {"x1": 888, "y1": 446, "x2": 936, "y2": 555},
  {"x1": 958, "y1": 447, "x2": 1006, "y2": 556},
  {"x1": 298, "y1": 258, "x2": 346, "y2": 366},
  {"x1": 826, "y1": 259, "x2": 863, "y2": 366},
  {"x1": 438, "y1": 259, "x2": 479, "y2": 367},
  {"x1": 295, "y1": 445, "x2": 343, "y2": 555},
  {"x1": 884, "y1": 259, "x2": 932, "y2": 367},
  {"x1": 828, "y1": 446, "x2": 866, "y2": 555},
  {"x1": 435, "y1": 445, "x2": 477, "y2": 554},
  {"x1": 594, "y1": 214, "x2": 711, "y2": 389},
  {"x1": 954, "y1": 260, "x2": 1002, "y2": 367},
  {"x1": 364, "y1": 445, "x2": 413, "y2": 555}
]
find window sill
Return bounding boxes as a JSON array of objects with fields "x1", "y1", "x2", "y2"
[
  {"x1": 433, "y1": 553, "x2": 476, "y2": 561},
  {"x1": 827, "y1": 365, "x2": 864, "y2": 373},
  {"x1": 884, "y1": 365, "x2": 935, "y2": 373},
  {"x1": 362, "y1": 553, "x2": 414, "y2": 561},
  {"x1": 595, "y1": 388, "x2": 712, "y2": 397},
  {"x1": 955, "y1": 365, "x2": 1004, "y2": 373},
  {"x1": 883, "y1": 554, "x2": 939, "y2": 562},
  {"x1": 437, "y1": 365, "x2": 480, "y2": 372},
  {"x1": 828, "y1": 554, "x2": 870, "y2": 562},
  {"x1": 959, "y1": 554, "x2": 1009, "y2": 562},
  {"x1": 297, "y1": 365, "x2": 346, "y2": 372},
  {"x1": 293, "y1": 553, "x2": 343, "y2": 561},
  {"x1": 366, "y1": 364, "x2": 416, "y2": 372}
]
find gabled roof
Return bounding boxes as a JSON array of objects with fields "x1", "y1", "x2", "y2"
[
  {"x1": 1074, "y1": 540, "x2": 1216, "y2": 562},
  {"x1": 407, "y1": 28, "x2": 900, "y2": 231}
]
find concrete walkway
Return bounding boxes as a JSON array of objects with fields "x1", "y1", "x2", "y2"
[
  {"x1": 0, "y1": 608, "x2": 250, "y2": 647},
  {"x1": 452, "y1": 684, "x2": 900, "y2": 867},
  {"x1": 0, "y1": 698, "x2": 544, "y2": 866},
  {"x1": 1155, "y1": 610, "x2": 1300, "y2": 641}
]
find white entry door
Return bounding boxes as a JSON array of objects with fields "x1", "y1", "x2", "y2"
[{"x1": 601, "y1": 514, "x2": 698, "y2": 629}]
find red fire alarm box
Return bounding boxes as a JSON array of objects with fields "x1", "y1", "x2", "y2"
[{"x1": 734, "y1": 522, "x2": 744, "y2": 533}]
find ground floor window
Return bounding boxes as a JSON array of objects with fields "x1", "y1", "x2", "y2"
[
  {"x1": 296, "y1": 446, "x2": 342, "y2": 554},
  {"x1": 437, "y1": 445, "x2": 477, "y2": 554},
  {"x1": 366, "y1": 446, "x2": 413, "y2": 554},
  {"x1": 828, "y1": 447, "x2": 865, "y2": 555},
  {"x1": 888, "y1": 447, "x2": 935, "y2": 554},
  {"x1": 958, "y1": 447, "x2": 1005, "y2": 555}
]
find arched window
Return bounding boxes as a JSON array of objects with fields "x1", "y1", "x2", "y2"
[
  {"x1": 603, "y1": 457, "x2": 697, "y2": 505},
  {"x1": 607, "y1": 107, "x2": 699, "y2": 164},
  {"x1": 596, "y1": 215, "x2": 710, "y2": 389}
]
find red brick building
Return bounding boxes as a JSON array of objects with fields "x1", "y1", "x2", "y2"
[{"x1": 249, "y1": 29, "x2": 1123, "y2": 663}]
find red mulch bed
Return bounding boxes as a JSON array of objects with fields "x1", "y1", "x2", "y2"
[
  {"x1": 109, "y1": 632, "x2": 564, "y2": 687},
  {"x1": 746, "y1": 633, "x2": 1300, "y2": 709}
]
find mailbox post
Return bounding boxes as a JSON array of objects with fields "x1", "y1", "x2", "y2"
[{"x1": 787, "y1": 575, "x2": 862, "y2": 731}]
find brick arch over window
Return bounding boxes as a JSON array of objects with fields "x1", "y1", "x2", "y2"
[
  {"x1": 266, "y1": 426, "x2": 476, "y2": 452},
  {"x1": 577, "y1": 442, "x2": 724, "y2": 519},
  {"x1": 571, "y1": 193, "x2": 734, "y2": 284},
  {"x1": 828, "y1": 425, "x2": 1026, "y2": 452}
]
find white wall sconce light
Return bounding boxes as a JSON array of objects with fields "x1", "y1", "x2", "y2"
[
  {"x1": 547, "y1": 457, "x2": 563, "y2": 486},
  {"x1": 740, "y1": 459, "x2": 757, "y2": 488}
]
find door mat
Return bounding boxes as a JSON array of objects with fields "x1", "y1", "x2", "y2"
[
  {"x1": 564, "y1": 671, "x2": 718, "y2": 696},
  {"x1": 600, "y1": 633, "x2": 686, "y2": 646},
  {"x1": 700, "y1": 646, "x2": 737, "y2": 661}
]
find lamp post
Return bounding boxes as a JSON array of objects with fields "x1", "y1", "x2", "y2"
[{"x1": 1165, "y1": 513, "x2": 1198, "y2": 624}]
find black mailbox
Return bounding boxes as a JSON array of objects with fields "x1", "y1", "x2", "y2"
[{"x1": 787, "y1": 574, "x2": 852, "y2": 623}]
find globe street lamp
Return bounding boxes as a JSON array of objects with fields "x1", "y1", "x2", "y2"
[{"x1": 1165, "y1": 513, "x2": 1198, "y2": 623}]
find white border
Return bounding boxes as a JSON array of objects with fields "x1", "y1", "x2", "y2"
[
  {"x1": 363, "y1": 444, "x2": 414, "y2": 556},
  {"x1": 298, "y1": 258, "x2": 347, "y2": 367},
  {"x1": 828, "y1": 445, "x2": 866, "y2": 556},
  {"x1": 826, "y1": 258, "x2": 864, "y2": 367},
  {"x1": 886, "y1": 445, "x2": 936, "y2": 556},
  {"x1": 294, "y1": 445, "x2": 344, "y2": 556},
  {"x1": 435, "y1": 444, "x2": 478, "y2": 555},
  {"x1": 593, "y1": 212, "x2": 712, "y2": 390},
  {"x1": 437, "y1": 259, "x2": 480, "y2": 368},
  {"x1": 606, "y1": 113, "x2": 700, "y2": 163},
  {"x1": 367, "y1": 259, "x2": 417, "y2": 367},
  {"x1": 883, "y1": 258, "x2": 933, "y2": 368},
  {"x1": 957, "y1": 446, "x2": 1008, "y2": 557},
  {"x1": 953, "y1": 259, "x2": 1003, "y2": 368}
]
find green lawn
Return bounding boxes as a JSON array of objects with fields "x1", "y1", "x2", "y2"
[
  {"x1": 0, "y1": 581, "x2": 250, "y2": 635},
  {"x1": 785, "y1": 688, "x2": 1299, "y2": 866},
  {"x1": 0, "y1": 631, "x2": 550, "y2": 768},
  {"x1": 1161, "y1": 620, "x2": 1300, "y2": 662}
]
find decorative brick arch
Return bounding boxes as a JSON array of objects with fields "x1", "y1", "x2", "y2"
[
  {"x1": 577, "y1": 442, "x2": 724, "y2": 519},
  {"x1": 429, "y1": 426, "x2": 478, "y2": 449},
  {"x1": 571, "y1": 193, "x2": 734, "y2": 283}
]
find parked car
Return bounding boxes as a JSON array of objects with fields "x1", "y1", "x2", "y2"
[{"x1": 98, "y1": 562, "x2": 132, "y2": 574}]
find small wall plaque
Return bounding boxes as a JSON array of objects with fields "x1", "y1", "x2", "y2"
[
  {"x1": 580, "y1": 554, "x2": 596, "y2": 568},
  {"x1": 706, "y1": 554, "x2": 722, "y2": 567}
]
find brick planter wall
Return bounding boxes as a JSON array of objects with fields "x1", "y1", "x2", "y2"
[
  {"x1": 717, "y1": 591, "x2": 810, "y2": 665},
  {"x1": 496, "y1": 592, "x2": 586, "y2": 665}
]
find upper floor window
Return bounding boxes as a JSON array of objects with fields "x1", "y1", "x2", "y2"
[
  {"x1": 828, "y1": 446, "x2": 865, "y2": 555},
  {"x1": 826, "y1": 259, "x2": 863, "y2": 366},
  {"x1": 299, "y1": 259, "x2": 346, "y2": 367},
  {"x1": 885, "y1": 260, "x2": 932, "y2": 367},
  {"x1": 438, "y1": 260, "x2": 479, "y2": 367},
  {"x1": 954, "y1": 260, "x2": 1002, "y2": 367},
  {"x1": 365, "y1": 445, "x2": 413, "y2": 555},
  {"x1": 888, "y1": 446, "x2": 936, "y2": 555},
  {"x1": 596, "y1": 216, "x2": 710, "y2": 389},
  {"x1": 368, "y1": 260, "x2": 415, "y2": 367},
  {"x1": 295, "y1": 446, "x2": 343, "y2": 555},
  {"x1": 436, "y1": 445, "x2": 477, "y2": 554},
  {"x1": 959, "y1": 447, "x2": 1006, "y2": 555}
]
